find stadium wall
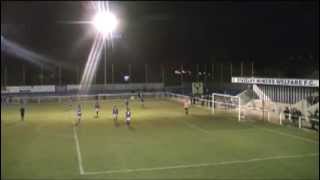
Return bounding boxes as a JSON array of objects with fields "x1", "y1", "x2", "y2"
[{"x1": 1, "y1": 83, "x2": 164, "y2": 95}]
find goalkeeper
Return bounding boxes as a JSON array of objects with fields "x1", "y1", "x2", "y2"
[{"x1": 184, "y1": 97, "x2": 191, "y2": 115}]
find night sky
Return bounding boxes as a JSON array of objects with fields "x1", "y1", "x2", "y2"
[{"x1": 1, "y1": 1, "x2": 319, "y2": 84}]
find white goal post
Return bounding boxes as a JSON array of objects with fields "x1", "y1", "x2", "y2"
[{"x1": 212, "y1": 93, "x2": 241, "y2": 122}]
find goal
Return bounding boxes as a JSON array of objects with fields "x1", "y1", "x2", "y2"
[{"x1": 212, "y1": 93, "x2": 242, "y2": 121}]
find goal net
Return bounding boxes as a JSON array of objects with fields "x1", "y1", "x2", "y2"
[{"x1": 212, "y1": 93, "x2": 242, "y2": 121}]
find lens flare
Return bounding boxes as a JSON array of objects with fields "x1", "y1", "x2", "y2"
[{"x1": 92, "y1": 12, "x2": 118, "y2": 36}]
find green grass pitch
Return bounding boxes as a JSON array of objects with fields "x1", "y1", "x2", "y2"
[{"x1": 1, "y1": 98, "x2": 319, "y2": 179}]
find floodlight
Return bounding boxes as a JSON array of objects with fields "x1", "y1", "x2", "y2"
[
  {"x1": 92, "y1": 12, "x2": 118, "y2": 36},
  {"x1": 124, "y1": 75, "x2": 130, "y2": 82},
  {"x1": 174, "y1": 70, "x2": 181, "y2": 75}
]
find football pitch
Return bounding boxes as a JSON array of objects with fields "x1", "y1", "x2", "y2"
[{"x1": 1, "y1": 98, "x2": 319, "y2": 179}]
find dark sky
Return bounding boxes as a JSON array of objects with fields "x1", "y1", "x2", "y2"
[{"x1": 1, "y1": 1, "x2": 318, "y2": 70}]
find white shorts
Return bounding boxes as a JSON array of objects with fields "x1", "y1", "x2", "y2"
[
  {"x1": 95, "y1": 108, "x2": 99, "y2": 112},
  {"x1": 126, "y1": 117, "x2": 131, "y2": 121},
  {"x1": 112, "y1": 114, "x2": 117, "y2": 118}
]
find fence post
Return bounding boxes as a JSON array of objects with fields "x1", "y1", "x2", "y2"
[
  {"x1": 238, "y1": 97, "x2": 241, "y2": 122},
  {"x1": 289, "y1": 113, "x2": 291, "y2": 122},
  {"x1": 299, "y1": 116, "x2": 302, "y2": 128}
]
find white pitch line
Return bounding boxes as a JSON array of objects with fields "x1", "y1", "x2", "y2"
[
  {"x1": 254, "y1": 125, "x2": 319, "y2": 144},
  {"x1": 73, "y1": 126, "x2": 85, "y2": 175},
  {"x1": 83, "y1": 153, "x2": 318, "y2": 175},
  {"x1": 182, "y1": 120, "x2": 211, "y2": 134}
]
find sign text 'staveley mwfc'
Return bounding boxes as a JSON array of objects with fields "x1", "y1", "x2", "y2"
[{"x1": 232, "y1": 77, "x2": 319, "y2": 87}]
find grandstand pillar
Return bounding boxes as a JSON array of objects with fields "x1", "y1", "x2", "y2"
[
  {"x1": 145, "y1": 64, "x2": 148, "y2": 83},
  {"x1": 128, "y1": 64, "x2": 131, "y2": 77},
  {"x1": 58, "y1": 63, "x2": 62, "y2": 86},
  {"x1": 220, "y1": 63, "x2": 223, "y2": 83},
  {"x1": 3, "y1": 65, "x2": 7, "y2": 88},
  {"x1": 111, "y1": 64, "x2": 114, "y2": 84},
  {"x1": 181, "y1": 64, "x2": 184, "y2": 94},
  {"x1": 76, "y1": 65, "x2": 80, "y2": 84},
  {"x1": 196, "y1": 64, "x2": 199, "y2": 81},
  {"x1": 22, "y1": 64, "x2": 26, "y2": 85},
  {"x1": 128, "y1": 64, "x2": 132, "y2": 81},
  {"x1": 212, "y1": 94, "x2": 215, "y2": 114},
  {"x1": 230, "y1": 63, "x2": 233, "y2": 80},
  {"x1": 104, "y1": 42, "x2": 107, "y2": 86},
  {"x1": 204, "y1": 64, "x2": 207, "y2": 86},
  {"x1": 161, "y1": 64, "x2": 165, "y2": 84},
  {"x1": 40, "y1": 63, "x2": 44, "y2": 85},
  {"x1": 251, "y1": 61, "x2": 254, "y2": 77},
  {"x1": 240, "y1": 61, "x2": 243, "y2": 77},
  {"x1": 211, "y1": 63, "x2": 214, "y2": 81}
]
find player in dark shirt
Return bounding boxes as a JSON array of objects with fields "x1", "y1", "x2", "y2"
[
  {"x1": 140, "y1": 92, "x2": 144, "y2": 107},
  {"x1": 20, "y1": 106, "x2": 25, "y2": 121},
  {"x1": 75, "y1": 104, "x2": 82, "y2": 126},
  {"x1": 95, "y1": 101, "x2": 100, "y2": 118},
  {"x1": 125, "y1": 98, "x2": 129, "y2": 109},
  {"x1": 112, "y1": 105, "x2": 119, "y2": 126}
]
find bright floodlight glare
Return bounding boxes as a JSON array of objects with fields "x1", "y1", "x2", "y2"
[
  {"x1": 92, "y1": 12, "x2": 118, "y2": 36},
  {"x1": 124, "y1": 75, "x2": 130, "y2": 82}
]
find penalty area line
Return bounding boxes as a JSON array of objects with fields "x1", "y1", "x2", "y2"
[
  {"x1": 82, "y1": 153, "x2": 318, "y2": 175},
  {"x1": 73, "y1": 126, "x2": 85, "y2": 175}
]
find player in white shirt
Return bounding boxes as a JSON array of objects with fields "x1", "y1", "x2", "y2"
[{"x1": 125, "y1": 108, "x2": 131, "y2": 127}]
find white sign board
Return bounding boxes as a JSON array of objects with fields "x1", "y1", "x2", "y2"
[
  {"x1": 192, "y1": 82, "x2": 203, "y2": 95},
  {"x1": 232, "y1": 77, "x2": 319, "y2": 87},
  {"x1": 3, "y1": 85, "x2": 55, "y2": 93}
]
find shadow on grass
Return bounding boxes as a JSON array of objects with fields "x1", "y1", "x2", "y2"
[
  {"x1": 128, "y1": 126, "x2": 135, "y2": 131},
  {"x1": 3, "y1": 121, "x2": 23, "y2": 127}
]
